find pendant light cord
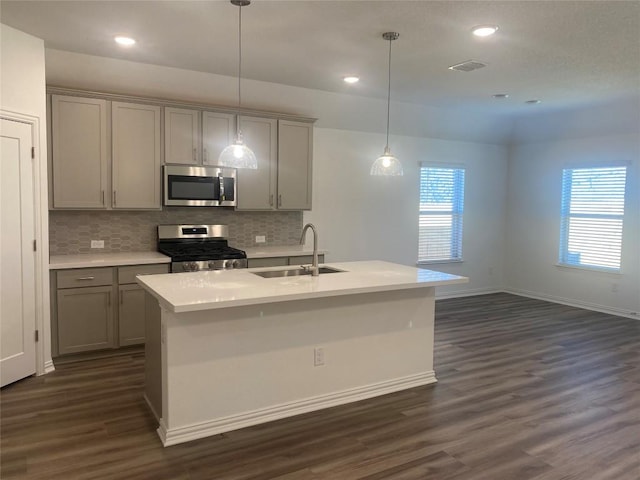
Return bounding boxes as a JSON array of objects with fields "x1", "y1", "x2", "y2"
[
  {"x1": 238, "y1": 4, "x2": 243, "y2": 109},
  {"x1": 235, "y1": 3, "x2": 243, "y2": 135},
  {"x1": 385, "y1": 36, "x2": 392, "y2": 150}
]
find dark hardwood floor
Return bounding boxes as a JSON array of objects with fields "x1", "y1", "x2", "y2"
[{"x1": 1, "y1": 293, "x2": 639, "y2": 480}]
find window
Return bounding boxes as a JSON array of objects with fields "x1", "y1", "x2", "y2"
[
  {"x1": 559, "y1": 166, "x2": 627, "y2": 272},
  {"x1": 418, "y1": 165, "x2": 465, "y2": 262}
]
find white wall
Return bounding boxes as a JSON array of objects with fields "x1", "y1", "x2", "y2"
[
  {"x1": 0, "y1": 24, "x2": 52, "y2": 373},
  {"x1": 505, "y1": 126, "x2": 640, "y2": 317},
  {"x1": 305, "y1": 128, "x2": 508, "y2": 297}
]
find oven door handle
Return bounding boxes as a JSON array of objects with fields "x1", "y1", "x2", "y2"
[{"x1": 219, "y1": 174, "x2": 225, "y2": 202}]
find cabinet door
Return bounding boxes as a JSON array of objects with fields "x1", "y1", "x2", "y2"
[
  {"x1": 164, "y1": 107, "x2": 200, "y2": 165},
  {"x1": 202, "y1": 111, "x2": 234, "y2": 166},
  {"x1": 277, "y1": 120, "x2": 313, "y2": 210},
  {"x1": 51, "y1": 95, "x2": 108, "y2": 209},
  {"x1": 57, "y1": 286, "x2": 114, "y2": 355},
  {"x1": 112, "y1": 102, "x2": 161, "y2": 209},
  {"x1": 235, "y1": 116, "x2": 278, "y2": 210},
  {"x1": 118, "y1": 284, "x2": 146, "y2": 346}
]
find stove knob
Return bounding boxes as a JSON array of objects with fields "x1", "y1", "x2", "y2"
[
  {"x1": 208, "y1": 260, "x2": 218, "y2": 270},
  {"x1": 231, "y1": 260, "x2": 240, "y2": 269},
  {"x1": 183, "y1": 262, "x2": 198, "y2": 272}
]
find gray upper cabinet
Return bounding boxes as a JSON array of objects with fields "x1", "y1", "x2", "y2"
[
  {"x1": 50, "y1": 89, "x2": 315, "y2": 211},
  {"x1": 50, "y1": 95, "x2": 162, "y2": 210},
  {"x1": 51, "y1": 95, "x2": 109, "y2": 209},
  {"x1": 112, "y1": 102, "x2": 162, "y2": 209},
  {"x1": 236, "y1": 117, "x2": 313, "y2": 211},
  {"x1": 277, "y1": 120, "x2": 313, "y2": 210},
  {"x1": 164, "y1": 107, "x2": 200, "y2": 165},
  {"x1": 202, "y1": 111, "x2": 234, "y2": 166},
  {"x1": 236, "y1": 116, "x2": 278, "y2": 210}
]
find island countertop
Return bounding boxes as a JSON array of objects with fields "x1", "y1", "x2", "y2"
[{"x1": 136, "y1": 260, "x2": 468, "y2": 313}]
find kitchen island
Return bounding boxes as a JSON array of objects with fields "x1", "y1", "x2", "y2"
[{"x1": 137, "y1": 261, "x2": 467, "y2": 446}]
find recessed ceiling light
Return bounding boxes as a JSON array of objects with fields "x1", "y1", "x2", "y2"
[
  {"x1": 114, "y1": 36, "x2": 136, "y2": 46},
  {"x1": 472, "y1": 25, "x2": 499, "y2": 37},
  {"x1": 526, "y1": 99, "x2": 541, "y2": 104},
  {"x1": 493, "y1": 94, "x2": 509, "y2": 99},
  {"x1": 343, "y1": 76, "x2": 360, "y2": 84}
]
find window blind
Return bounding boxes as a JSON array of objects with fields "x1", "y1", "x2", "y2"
[
  {"x1": 559, "y1": 166, "x2": 627, "y2": 271},
  {"x1": 418, "y1": 166, "x2": 465, "y2": 262}
]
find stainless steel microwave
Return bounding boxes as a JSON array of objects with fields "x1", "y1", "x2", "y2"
[{"x1": 163, "y1": 165, "x2": 236, "y2": 207}]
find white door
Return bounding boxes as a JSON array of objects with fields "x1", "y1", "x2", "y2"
[{"x1": 0, "y1": 118, "x2": 36, "y2": 387}]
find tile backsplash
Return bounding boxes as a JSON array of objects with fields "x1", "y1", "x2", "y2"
[{"x1": 49, "y1": 208, "x2": 303, "y2": 255}]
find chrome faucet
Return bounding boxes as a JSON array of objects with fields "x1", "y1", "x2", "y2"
[{"x1": 300, "y1": 223, "x2": 319, "y2": 276}]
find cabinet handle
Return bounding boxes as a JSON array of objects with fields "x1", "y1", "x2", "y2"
[
  {"x1": 193, "y1": 148, "x2": 197, "y2": 162},
  {"x1": 278, "y1": 194, "x2": 282, "y2": 207},
  {"x1": 77, "y1": 276, "x2": 95, "y2": 281},
  {"x1": 113, "y1": 190, "x2": 117, "y2": 206},
  {"x1": 101, "y1": 190, "x2": 105, "y2": 205},
  {"x1": 204, "y1": 148, "x2": 208, "y2": 163},
  {"x1": 269, "y1": 194, "x2": 274, "y2": 206}
]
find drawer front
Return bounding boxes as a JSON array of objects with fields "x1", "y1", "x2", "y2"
[
  {"x1": 57, "y1": 268, "x2": 113, "y2": 288},
  {"x1": 289, "y1": 254, "x2": 324, "y2": 266},
  {"x1": 247, "y1": 257, "x2": 289, "y2": 268},
  {"x1": 118, "y1": 264, "x2": 170, "y2": 284}
]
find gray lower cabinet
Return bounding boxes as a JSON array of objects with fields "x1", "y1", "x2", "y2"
[
  {"x1": 53, "y1": 263, "x2": 169, "y2": 356},
  {"x1": 247, "y1": 255, "x2": 324, "y2": 268},
  {"x1": 118, "y1": 285, "x2": 147, "y2": 346},
  {"x1": 57, "y1": 285, "x2": 114, "y2": 355},
  {"x1": 54, "y1": 267, "x2": 115, "y2": 355},
  {"x1": 117, "y1": 264, "x2": 169, "y2": 346}
]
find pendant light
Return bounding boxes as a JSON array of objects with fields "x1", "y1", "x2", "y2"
[
  {"x1": 371, "y1": 32, "x2": 403, "y2": 176},
  {"x1": 218, "y1": 0, "x2": 258, "y2": 169}
]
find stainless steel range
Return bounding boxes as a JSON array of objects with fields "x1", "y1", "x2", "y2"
[{"x1": 158, "y1": 224, "x2": 247, "y2": 273}]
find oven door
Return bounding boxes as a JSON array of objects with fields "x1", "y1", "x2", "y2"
[{"x1": 163, "y1": 165, "x2": 236, "y2": 207}]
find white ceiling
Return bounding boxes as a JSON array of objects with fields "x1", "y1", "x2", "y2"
[{"x1": 1, "y1": 0, "x2": 639, "y2": 118}]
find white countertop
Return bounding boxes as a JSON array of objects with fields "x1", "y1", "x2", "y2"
[
  {"x1": 49, "y1": 252, "x2": 171, "y2": 270},
  {"x1": 137, "y1": 260, "x2": 468, "y2": 313},
  {"x1": 49, "y1": 246, "x2": 322, "y2": 270},
  {"x1": 243, "y1": 245, "x2": 328, "y2": 258}
]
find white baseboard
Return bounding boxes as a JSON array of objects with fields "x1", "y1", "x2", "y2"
[
  {"x1": 436, "y1": 287, "x2": 502, "y2": 300},
  {"x1": 503, "y1": 288, "x2": 639, "y2": 320},
  {"x1": 157, "y1": 371, "x2": 437, "y2": 447},
  {"x1": 44, "y1": 360, "x2": 55, "y2": 374}
]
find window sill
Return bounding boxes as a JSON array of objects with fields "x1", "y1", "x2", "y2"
[
  {"x1": 555, "y1": 263, "x2": 622, "y2": 275},
  {"x1": 416, "y1": 259, "x2": 464, "y2": 266}
]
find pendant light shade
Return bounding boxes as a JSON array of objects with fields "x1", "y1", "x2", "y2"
[
  {"x1": 371, "y1": 31, "x2": 403, "y2": 176},
  {"x1": 371, "y1": 146, "x2": 403, "y2": 176},
  {"x1": 218, "y1": 135, "x2": 257, "y2": 169},
  {"x1": 219, "y1": 0, "x2": 257, "y2": 169}
]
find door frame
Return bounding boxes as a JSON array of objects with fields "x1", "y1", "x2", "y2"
[{"x1": 1, "y1": 109, "x2": 53, "y2": 377}]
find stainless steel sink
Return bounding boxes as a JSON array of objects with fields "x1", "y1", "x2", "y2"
[{"x1": 252, "y1": 266, "x2": 344, "y2": 279}]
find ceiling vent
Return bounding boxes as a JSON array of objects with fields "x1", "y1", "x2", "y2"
[{"x1": 448, "y1": 60, "x2": 487, "y2": 72}]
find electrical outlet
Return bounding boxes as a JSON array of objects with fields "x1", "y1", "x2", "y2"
[
  {"x1": 314, "y1": 347, "x2": 325, "y2": 366},
  {"x1": 91, "y1": 240, "x2": 104, "y2": 249},
  {"x1": 255, "y1": 235, "x2": 266, "y2": 243}
]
